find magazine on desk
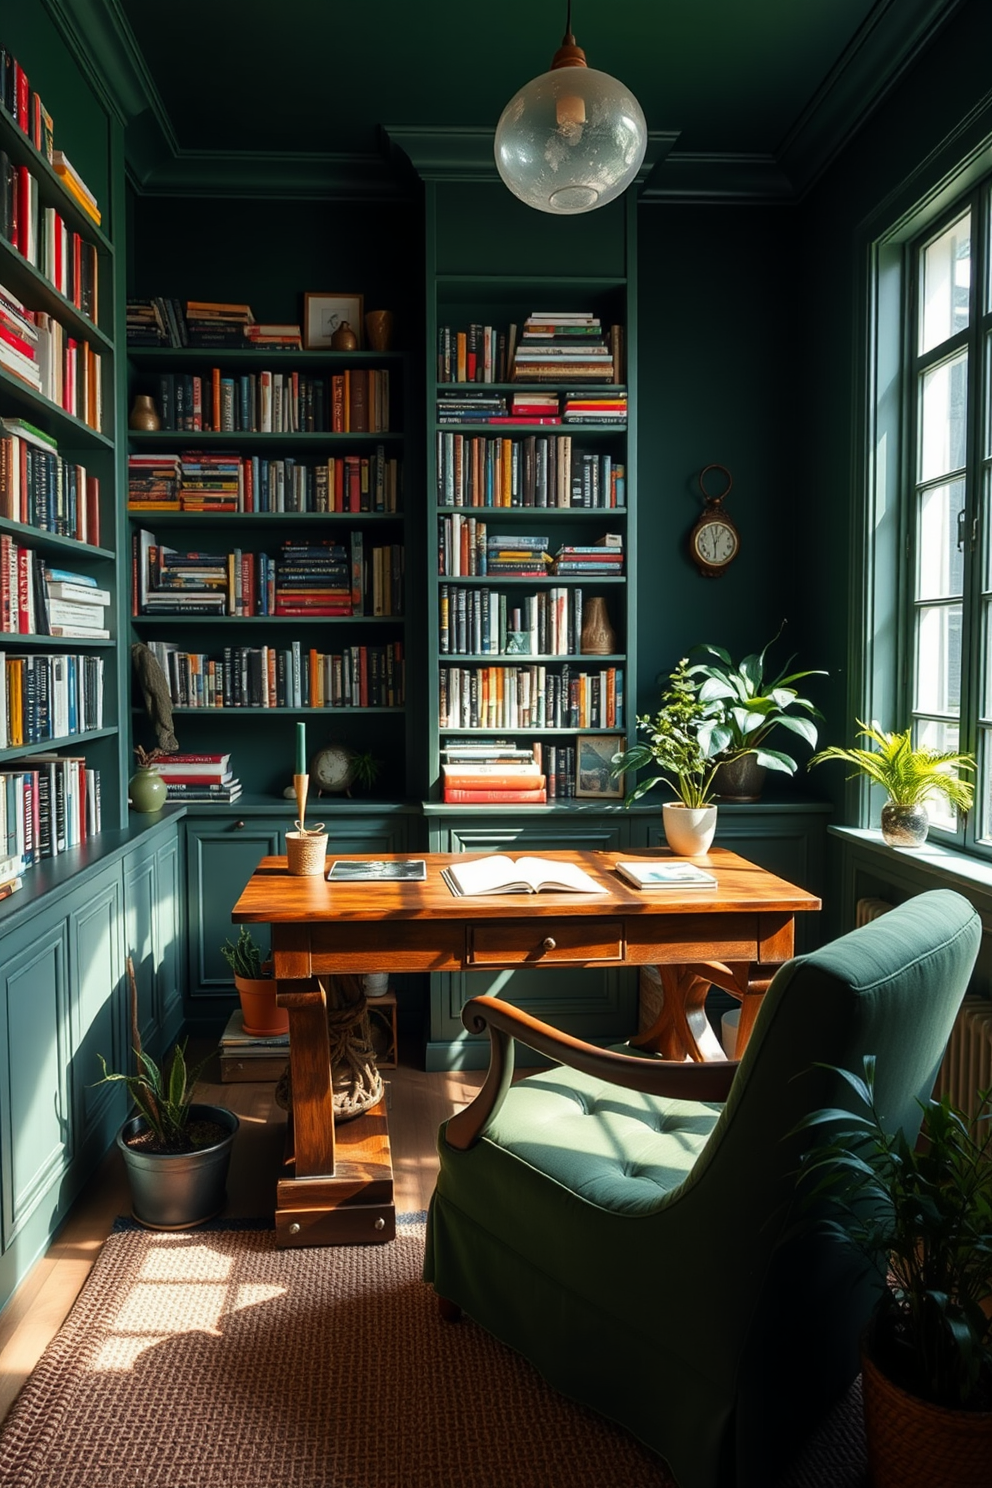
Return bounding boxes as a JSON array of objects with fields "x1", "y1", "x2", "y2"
[
  {"x1": 443, "y1": 855, "x2": 605, "y2": 897},
  {"x1": 616, "y1": 860, "x2": 717, "y2": 889},
  {"x1": 327, "y1": 859, "x2": 428, "y2": 882}
]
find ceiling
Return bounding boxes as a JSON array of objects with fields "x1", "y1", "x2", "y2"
[{"x1": 69, "y1": 0, "x2": 964, "y2": 200}]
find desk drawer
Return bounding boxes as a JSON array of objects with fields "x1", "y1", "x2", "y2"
[{"x1": 468, "y1": 918, "x2": 624, "y2": 966}]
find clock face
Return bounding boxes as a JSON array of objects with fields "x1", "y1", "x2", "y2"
[
  {"x1": 693, "y1": 518, "x2": 739, "y2": 568},
  {"x1": 310, "y1": 745, "x2": 356, "y2": 793}
]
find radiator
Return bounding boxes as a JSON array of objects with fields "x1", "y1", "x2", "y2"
[{"x1": 854, "y1": 897, "x2": 992, "y2": 1123}]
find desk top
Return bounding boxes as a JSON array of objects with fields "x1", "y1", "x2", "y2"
[{"x1": 231, "y1": 846, "x2": 821, "y2": 924}]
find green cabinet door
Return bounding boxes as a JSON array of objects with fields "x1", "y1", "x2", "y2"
[
  {"x1": 66, "y1": 866, "x2": 125, "y2": 1161},
  {"x1": 184, "y1": 820, "x2": 282, "y2": 1007}
]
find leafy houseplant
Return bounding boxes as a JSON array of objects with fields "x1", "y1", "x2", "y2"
[
  {"x1": 809, "y1": 721, "x2": 975, "y2": 847},
  {"x1": 688, "y1": 628, "x2": 825, "y2": 799},
  {"x1": 611, "y1": 658, "x2": 723, "y2": 854},
  {"x1": 797, "y1": 1058, "x2": 992, "y2": 1485}
]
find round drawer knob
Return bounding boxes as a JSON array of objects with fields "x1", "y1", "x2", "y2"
[
  {"x1": 542, "y1": 937, "x2": 556, "y2": 952},
  {"x1": 289, "y1": 1222, "x2": 301, "y2": 1235},
  {"x1": 232, "y1": 819, "x2": 246, "y2": 830},
  {"x1": 374, "y1": 1217, "x2": 386, "y2": 1231}
]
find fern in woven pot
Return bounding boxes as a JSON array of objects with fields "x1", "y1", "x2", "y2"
[{"x1": 797, "y1": 1057, "x2": 992, "y2": 1488}]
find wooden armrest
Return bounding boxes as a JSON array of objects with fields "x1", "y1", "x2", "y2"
[{"x1": 444, "y1": 995, "x2": 739, "y2": 1151}]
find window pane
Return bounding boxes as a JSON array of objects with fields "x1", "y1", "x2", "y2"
[
  {"x1": 917, "y1": 717, "x2": 963, "y2": 831},
  {"x1": 920, "y1": 212, "x2": 970, "y2": 354},
  {"x1": 917, "y1": 478, "x2": 966, "y2": 599},
  {"x1": 979, "y1": 725, "x2": 992, "y2": 842},
  {"x1": 920, "y1": 353, "x2": 968, "y2": 481},
  {"x1": 915, "y1": 603, "x2": 962, "y2": 713}
]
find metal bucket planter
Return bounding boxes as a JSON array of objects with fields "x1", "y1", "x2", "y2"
[{"x1": 117, "y1": 1103, "x2": 239, "y2": 1230}]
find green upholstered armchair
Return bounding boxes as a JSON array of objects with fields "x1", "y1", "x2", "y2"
[{"x1": 424, "y1": 889, "x2": 982, "y2": 1488}]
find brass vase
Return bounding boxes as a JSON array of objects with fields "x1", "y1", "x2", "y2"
[
  {"x1": 580, "y1": 597, "x2": 617, "y2": 655},
  {"x1": 330, "y1": 321, "x2": 358, "y2": 351},
  {"x1": 365, "y1": 310, "x2": 394, "y2": 351},
  {"x1": 128, "y1": 393, "x2": 161, "y2": 431}
]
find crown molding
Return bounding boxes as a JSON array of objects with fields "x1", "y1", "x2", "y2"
[
  {"x1": 639, "y1": 153, "x2": 794, "y2": 205},
  {"x1": 383, "y1": 126, "x2": 678, "y2": 187},
  {"x1": 129, "y1": 148, "x2": 405, "y2": 201},
  {"x1": 46, "y1": 0, "x2": 177, "y2": 133}
]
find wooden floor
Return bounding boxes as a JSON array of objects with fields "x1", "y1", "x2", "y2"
[{"x1": 0, "y1": 1039, "x2": 484, "y2": 1429}]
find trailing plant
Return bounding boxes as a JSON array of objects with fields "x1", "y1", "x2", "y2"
[
  {"x1": 809, "y1": 721, "x2": 975, "y2": 811},
  {"x1": 796, "y1": 1056, "x2": 992, "y2": 1411},
  {"x1": 611, "y1": 657, "x2": 723, "y2": 808},
  {"x1": 688, "y1": 625, "x2": 825, "y2": 775},
  {"x1": 95, "y1": 956, "x2": 210, "y2": 1149},
  {"x1": 220, "y1": 925, "x2": 267, "y2": 980}
]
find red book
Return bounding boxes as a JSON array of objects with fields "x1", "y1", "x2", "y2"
[
  {"x1": 443, "y1": 787, "x2": 547, "y2": 803},
  {"x1": 0, "y1": 321, "x2": 34, "y2": 360},
  {"x1": 54, "y1": 217, "x2": 64, "y2": 295},
  {"x1": 72, "y1": 232, "x2": 82, "y2": 309},
  {"x1": 159, "y1": 753, "x2": 230, "y2": 765},
  {"x1": 155, "y1": 772, "x2": 231, "y2": 786},
  {"x1": 14, "y1": 63, "x2": 29, "y2": 133},
  {"x1": 16, "y1": 166, "x2": 30, "y2": 258},
  {"x1": 85, "y1": 473, "x2": 100, "y2": 547},
  {"x1": 441, "y1": 768, "x2": 544, "y2": 791}
]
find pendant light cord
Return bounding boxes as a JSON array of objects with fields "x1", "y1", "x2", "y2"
[{"x1": 563, "y1": 0, "x2": 575, "y2": 46}]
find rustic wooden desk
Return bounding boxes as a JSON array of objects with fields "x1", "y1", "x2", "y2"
[{"x1": 231, "y1": 846, "x2": 820, "y2": 1248}]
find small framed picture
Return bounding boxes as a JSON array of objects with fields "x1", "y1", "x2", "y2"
[
  {"x1": 576, "y1": 733, "x2": 626, "y2": 799},
  {"x1": 303, "y1": 292, "x2": 364, "y2": 350}
]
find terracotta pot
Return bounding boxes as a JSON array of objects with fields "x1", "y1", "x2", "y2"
[
  {"x1": 712, "y1": 753, "x2": 768, "y2": 802},
  {"x1": 662, "y1": 802, "x2": 717, "y2": 856},
  {"x1": 861, "y1": 1347, "x2": 992, "y2": 1488},
  {"x1": 235, "y1": 974, "x2": 289, "y2": 1037}
]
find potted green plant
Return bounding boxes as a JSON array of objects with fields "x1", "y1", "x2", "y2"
[
  {"x1": 688, "y1": 627, "x2": 826, "y2": 801},
  {"x1": 220, "y1": 925, "x2": 287, "y2": 1036},
  {"x1": 96, "y1": 957, "x2": 238, "y2": 1229},
  {"x1": 797, "y1": 1057, "x2": 992, "y2": 1488},
  {"x1": 809, "y1": 720, "x2": 975, "y2": 847},
  {"x1": 611, "y1": 657, "x2": 723, "y2": 854}
]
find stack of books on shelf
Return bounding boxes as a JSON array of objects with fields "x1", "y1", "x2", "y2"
[
  {"x1": 1, "y1": 649, "x2": 103, "y2": 745},
  {"x1": 0, "y1": 281, "x2": 41, "y2": 389},
  {"x1": 274, "y1": 540, "x2": 353, "y2": 617},
  {"x1": 133, "y1": 531, "x2": 228, "y2": 615},
  {"x1": 125, "y1": 296, "x2": 186, "y2": 347},
  {"x1": 1, "y1": 417, "x2": 101, "y2": 541},
  {"x1": 512, "y1": 313, "x2": 617, "y2": 384},
  {"x1": 244, "y1": 322, "x2": 302, "y2": 350},
  {"x1": 486, "y1": 533, "x2": 552, "y2": 576},
  {"x1": 179, "y1": 451, "x2": 240, "y2": 512},
  {"x1": 156, "y1": 752, "x2": 242, "y2": 803},
  {"x1": 563, "y1": 391, "x2": 627, "y2": 424},
  {"x1": 437, "y1": 389, "x2": 509, "y2": 425},
  {"x1": 51, "y1": 151, "x2": 100, "y2": 226},
  {"x1": 218, "y1": 1009, "x2": 289, "y2": 1083},
  {"x1": 127, "y1": 453, "x2": 181, "y2": 511},
  {"x1": 551, "y1": 533, "x2": 624, "y2": 576},
  {"x1": 509, "y1": 391, "x2": 561, "y2": 424},
  {"x1": 42, "y1": 566, "x2": 110, "y2": 638},
  {"x1": 441, "y1": 740, "x2": 546, "y2": 804},
  {"x1": 0, "y1": 752, "x2": 101, "y2": 864},
  {"x1": 184, "y1": 301, "x2": 253, "y2": 348}
]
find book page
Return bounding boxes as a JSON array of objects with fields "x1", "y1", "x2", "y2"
[{"x1": 445, "y1": 855, "x2": 605, "y2": 896}]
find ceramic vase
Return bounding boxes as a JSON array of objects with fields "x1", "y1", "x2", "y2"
[
  {"x1": 662, "y1": 803, "x2": 718, "y2": 856},
  {"x1": 330, "y1": 321, "x2": 358, "y2": 351},
  {"x1": 365, "y1": 309, "x2": 394, "y2": 351},
  {"x1": 128, "y1": 766, "x2": 166, "y2": 813},
  {"x1": 712, "y1": 753, "x2": 768, "y2": 802},
  {"x1": 128, "y1": 393, "x2": 161, "y2": 431},
  {"x1": 880, "y1": 801, "x2": 929, "y2": 848},
  {"x1": 580, "y1": 596, "x2": 617, "y2": 655}
]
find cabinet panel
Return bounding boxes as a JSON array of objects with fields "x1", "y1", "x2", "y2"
[
  {"x1": 123, "y1": 847, "x2": 159, "y2": 1050},
  {"x1": 185, "y1": 823, "x2": 283, "y2": 998},
  {"x1": 0, "y1": 919, "x2": 70, "y2": 1246},
  {"x1": 67, "y1": 869, "x2": 124, "y2": 1149},
  {"x1": 155, "y1": 834, "x2": 183, "y2": 1042}
]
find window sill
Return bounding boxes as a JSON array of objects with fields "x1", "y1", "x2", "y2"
[{"x1": 829, "y1": 825, "x2": 992, "y2": 896}]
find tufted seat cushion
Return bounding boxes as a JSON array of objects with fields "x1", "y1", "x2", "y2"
[{"x1": 484, "y1": 1065, "x2": 722, "y2": 1215}]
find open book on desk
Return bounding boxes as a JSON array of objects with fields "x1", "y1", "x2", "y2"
[{"x1": 443, "y1": 855, "x2": 606, "y2": 897}]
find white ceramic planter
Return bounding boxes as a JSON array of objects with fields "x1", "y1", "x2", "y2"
[{"x1": 662, "y1": 803, "x2": 718, "y2": 856}]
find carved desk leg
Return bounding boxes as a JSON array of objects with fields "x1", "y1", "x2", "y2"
[
  {"x1": 280, "y1": 978, "x2": 336, "y2": 1179},
  {"x1": 631, "y1": 964, "x2": 726, "y2": 1062}
]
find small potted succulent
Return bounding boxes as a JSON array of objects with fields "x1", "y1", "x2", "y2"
[
  {"x1": 220, "y1": 925, "x2": 287, "y2": 1036},
  {"x1": 96, "y1": 957, "x2": 238, "y2": 1228},
  {"x1": 611, "y1": 657, "x2": 724, "y2": 855},
  {"x1": 797, "y1": 1057, "x2": 992, "y2": 1488},
  {"x1": 809, "y1": 720, "x2": 975, "y2": 847}
]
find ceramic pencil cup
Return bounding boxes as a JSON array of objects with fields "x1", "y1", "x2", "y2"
[{"x1": 286, "y1": 824, "x2": 328, "y2": 876}]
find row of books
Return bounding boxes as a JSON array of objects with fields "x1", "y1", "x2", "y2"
[
  {"x1": 146, "y1": 640, "x2": 405, "y2": 710},
  {"x1": 439, "y1": 740, "x2": 546, "y2": 804},
  {"x1": 1, "y1": 538, "x2": 110, "y2": 638},
  {"x1": 562, "y1": 391, "x2": 627, "y2": 424},
  {"x1": 437, "y1": 432, "x2": 625, "y2": 509},
  {"x1": 154, "y1": 751, "x2": 243, "y2": 804},
  {"x1": 439, "y1": 664, "x2": 625, "y2": 731},
  {"x1": 127, "y1": 299, "x2": 303, "y2": 350},
  {"x1": 0, "y1": 281, "x2": 102, "y2": 430},
  {"x1": 437, "y1": 318, "x2": 624, "y2": 386},
  {"x1": 132, "y1": 531, "x2": 404, "y2": 617},
  {"x1": 0, "y1": 649, "x2": 104, "y2": 747},
  {"x1": 0, "y1": 417, "x2": 101, "y2": 542},
  {"x1": 438, "y1": 523, "x2": 622, "y2": 579},
  {"x1": 439, "y1": 584, "x2": 613, "y2": 658},
  {"x1": 511, "y1": 313, "x2": 620, "y2": 385},
  {"x1": 552, "y1": 540, "x2": 625, "y2": 577},
  {"x1": 0, "y1": 755, "x2": 101, "y2": 869},
  {"x1": 1, "y1": 41, "x2": 101, "y2": 226},
  {"x1": 128, "y1": 447, "x2": 401, "y2": 515},
  {"x1": 218, "y1": 1008, "x2": 289, "y2": 1082},
  {"x1": 142, "y1": 366, "x2": 391, "y2": 434},
  {"x1": 0, "y1": 158, "x2": 99, "y2": 320}
]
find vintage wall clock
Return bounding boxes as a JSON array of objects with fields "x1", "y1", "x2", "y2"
[
  {"x1": 689, "y1": 463, "x2": 740, "y2": 578},
  {"x1": 310, "y1": 744, "x2": 358, "y2": 795}
]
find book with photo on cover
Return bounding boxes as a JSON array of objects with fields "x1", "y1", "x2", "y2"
[
  {"x1": 327, "y1": 859, "x2": 427, "y2": 882},
  {"x1": 616, "y1": 860, "x2": 717, "y2": 889},
  {"x1": 443, "y1": 855, "x2": 605, "y2": 897}
]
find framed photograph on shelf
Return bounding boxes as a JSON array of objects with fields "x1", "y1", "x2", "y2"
[
  {"x1": 303, "y1": 292, "x2": 364, "y2": 350},
  {"x1": 575, "y1": 734, "x2": 626, "y2": 799}
]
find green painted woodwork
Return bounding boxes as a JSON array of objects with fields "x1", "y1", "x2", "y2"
[{"x1": 66, "y1": 868, "x2": 124, "y2": 1148}]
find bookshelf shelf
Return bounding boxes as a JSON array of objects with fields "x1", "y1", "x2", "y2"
[
  {"x1": 0, "y1": 368, "x2": 112, "y2": 449},
  {"x1": 128, "y1": 430, "x2": 403, "y2": 446},
  {"x1": 131, "y1": 614, "x2": 404, "y2": 627},
  {"x1": 160, "y1": 705, "x2": 405, "y2": 716},
  {"x1": 0, "y1": 519, "x2": 113, "y2": 560},
  {"x1": 0, "y1": 239, "x2": 113, "y2": 350},
  {"x1": 0, "y1": 727, "x2": 117, "y2": 761}
]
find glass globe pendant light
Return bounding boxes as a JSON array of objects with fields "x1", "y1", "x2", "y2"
[{"x1": 494, "y1": 0, "x2": 647, "y2": 215}]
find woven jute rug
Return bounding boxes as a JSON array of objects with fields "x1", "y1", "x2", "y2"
[{"x1": 0, "y1": 1217, "x2": 867, "y2": 1488}]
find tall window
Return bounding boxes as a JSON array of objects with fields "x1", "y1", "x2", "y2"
[{"x1": 908, "y1": 188, "x2": 992, "y2": 848}]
